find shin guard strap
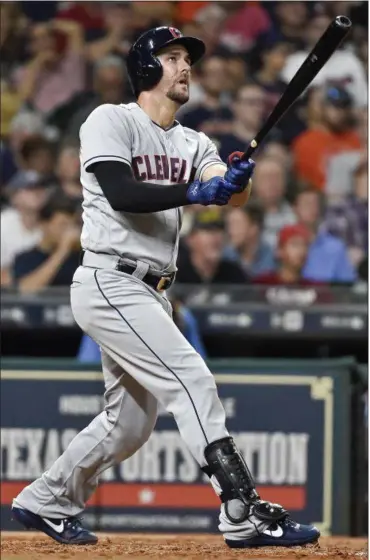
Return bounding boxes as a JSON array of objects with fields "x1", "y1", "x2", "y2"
[{"x1": 203, "y1": 437, "x2": 259, "y2": 505}]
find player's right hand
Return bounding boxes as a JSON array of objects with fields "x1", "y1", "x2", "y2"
[{"x1": 186, "y1": 177, "x2": 241, "y2": 206}]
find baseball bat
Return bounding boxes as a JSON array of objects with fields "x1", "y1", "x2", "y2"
[{"x1": 241, "y1": 15, "x2": 352, "y2": 161}]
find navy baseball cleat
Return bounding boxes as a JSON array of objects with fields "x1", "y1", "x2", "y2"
[
  {"x1": 226, "y1": 517, "x2": 320, "y2": 548},
  {"x1": 12, "y1": 504, "x2": 98, "y2": 545}
]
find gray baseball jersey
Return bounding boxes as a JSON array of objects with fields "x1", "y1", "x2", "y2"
[{"x1": 79, "y1": 102, "x2": 226, "y2": 273}]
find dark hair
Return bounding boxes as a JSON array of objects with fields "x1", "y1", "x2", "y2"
[
  {"x1": 231, "y1": 80, "x2": 263, "y2": 101},
  {"x1": 292, "y1": 185, "x2": 323, "y2": 206},
  {"x1": 39, "y1": 194, "x2": 76, "y2": 222},
  {"x1": 20, "y1": 136, "x2": 54, "y2": 162},
  {"x1": 199, "y1": 54, "x2": 227, "y2": 74},
  {"x1": 242, "y1": 202, "x2": 265, "y2": 229},
  {"x1": 353, "y1": 161, "x2": 367, "y2": 178}
]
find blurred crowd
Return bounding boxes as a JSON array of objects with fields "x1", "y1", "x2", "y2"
[{"x1": 1, "y1": 1, "x2": 368, "y2": 294}]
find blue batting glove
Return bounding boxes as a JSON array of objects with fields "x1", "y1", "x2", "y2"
[
  {"x1": 187, "y1": 177, "x2": 240, "y2": 206},
  {"x1": 224, "y1": 151, "x2": 256, "y2": 189}
]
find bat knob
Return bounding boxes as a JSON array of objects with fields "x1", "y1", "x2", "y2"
[{"x1": 335, "y1": 15, "x2": 352, "y2": 28}]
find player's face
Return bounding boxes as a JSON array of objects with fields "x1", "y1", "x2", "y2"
[{"x1": 156, "y1": 46, "x2": 191, "y2": 105}]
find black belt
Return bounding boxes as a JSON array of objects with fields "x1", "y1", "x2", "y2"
[
  {"x1": 117, "y1": 263, "x2": 175, "y2": 292},
  {"x1": 80, "y1": 251, "x2": 175, "y2": 292}
]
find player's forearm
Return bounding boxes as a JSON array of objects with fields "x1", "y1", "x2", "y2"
[
  {"x1": 92, "y1": 161, "x2": 190, "y2": 213},
  {"x1": 201, "y1": 163, "x2": 227, "y2": 182},
  {"x1": 17, "y1": 250, "x2": 68, "y2": 294}
]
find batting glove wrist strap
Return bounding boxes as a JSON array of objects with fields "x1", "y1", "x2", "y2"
[{"x1": 186, "y1": 177, "x2": 240, "y2": 206}]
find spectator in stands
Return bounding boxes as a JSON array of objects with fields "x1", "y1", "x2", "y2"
[
  {"x1": 254, "y1": 41, "x2": 304, "y2": 143},
  {"x1": 281, "y1": 14, "x2": 367, "y2": 108},
  {"x1": 0, "y1": 3, "x2": 25, "y2": 140},
  {"x1": 224, "y1": 55, "x2": 248, "y2": 98},
  {"x1": 224, "y1": 203, "x2": 275, "y2": 278},
  {"x1": 176, "y1": 218, "x2": 248, "y2": 284},
  {"x1": 84, "y1": 3, "x2": 132, "y2": 62},
  {"x1": 262, "y1": 140, "x2": 292, "y2": 172},
  {"x1": 14, "y1": 19, "x2": 85, "y2": 117},
  {"x1": 220, "y1": 1, "x2": 271, "y2": 53},
  {"x1": 64, "y1": 55, "x2": 129, "y2": 141},
  {"x1": 179, "y1": 55, "x2": 233, "y2": 134},
  {"x1": 20, "y1": 1, "x2": 59, "y2": 23},
  {"x1": 0, "y1": 2, "x2": 27, "y2": 82},
  {"x1": 293, "y1": 187, "x2": 357, "y2": 283},
  {"x1": 19, "y1": 136, "x2": 56, "y2": 178},
  {"x1": 1, "y1": 111, "x2": 55, "y2": 187},
  {"x1": 56, "y1": 2, "x2": 104, "y2": 42},
  {"x1": 254, "y1": 42, "x2": 292, "y2": 112},
  {"x1": 193, "y1": 3, "x2": 228, "y2": 57},
  {"x1": 259, "y1": 1, "x2": 307, "y2": 49},
  {"x1": 1, "y1": 171, "x2": 51, "y2": 286},
  {"x1": 292, "y1": 86, "x2": 361, "y2": 190},
  {"x1": 325, "y1": 106, "x2": 367, "y2": 203},
  {"x1": 131, "y1": 1, "x2": 175, "y2": 33},
  {"x1": 253, "y1": 156, "x2": 296, "y2": 249},
  {"x1": 254, "y1": 223, "x2": 319, "y2": 285},
  {"x1": 356, "y1": 34, "x2": 368, "y2": 74},
  {"x1": 215, "y1": 83, "x2": 266, "y2": 163},
  {"x1": 12, "y1": 194, "x2": 80, "y2": 293},
  {"x1": 55, "y1": 142, "x2": 82, "y2": 205},
  {"x1": 324, "y1": 161, "x2": 368, "y2": 269}
]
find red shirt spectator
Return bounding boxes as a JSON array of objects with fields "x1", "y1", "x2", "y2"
[
  {"x1": 254, "y1": 224, "x2": 322, "y2": 286},
  {"x1": 56, "y1": 2, "x2": 104, "y2": 35},
  {"x1": 255, "y1": 272, "x2": 320, "y2": 286},
  {"x1": 221, "y1": 2, "x2": 271, "y2": 52}
]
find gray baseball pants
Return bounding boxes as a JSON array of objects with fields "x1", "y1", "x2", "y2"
[{"x1": 14, "y1": 260, "x2": 269, "y2": 539}]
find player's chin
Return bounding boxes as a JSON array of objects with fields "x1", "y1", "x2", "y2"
[{"x1": 167, "y1": 87, "x2": 189, "y2": 106}]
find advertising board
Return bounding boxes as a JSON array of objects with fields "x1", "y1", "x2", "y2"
[{"x1": 0, "y1": 359, "x2": 353, "y2": 535}]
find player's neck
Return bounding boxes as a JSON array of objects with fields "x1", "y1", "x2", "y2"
[{"x1": 138, "y1": 93, "x2": 178, "y2": 130}]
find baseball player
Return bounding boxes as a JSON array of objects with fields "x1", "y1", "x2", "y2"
[{"x1": 12, "y1": 27, "x2": 319, "y2": 549}]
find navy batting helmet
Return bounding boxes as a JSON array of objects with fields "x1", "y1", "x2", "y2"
[{"x1": 127, "y1": 26, "x2": 206, "y2": 98}]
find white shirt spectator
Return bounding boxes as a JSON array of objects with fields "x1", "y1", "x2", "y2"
[
  {"x1": 1, "y1": 207, "x2": 42, "y2": 269},
  {"x1": 281, "y1": 49, "x2": 367, "y2": 108}
]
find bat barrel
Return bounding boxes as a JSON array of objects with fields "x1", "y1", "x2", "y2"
[
  {"x1": 240, "y1": 14, "x2": 352, "y2": 163},
  {"x1": 335, "y1": 15, "x2": 352, "y2": 28}
]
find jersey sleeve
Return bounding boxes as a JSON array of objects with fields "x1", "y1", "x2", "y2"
[
  {"x1": 194, "y1": 132, "x2": 226, "y2": 181},
  {"x1": 79, "y1": 104, "x2": 132, "y2": 171}
]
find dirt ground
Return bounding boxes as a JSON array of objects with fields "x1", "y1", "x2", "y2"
[{"x1": 0, "y1": 533, "x2": 367, "y2": 560}]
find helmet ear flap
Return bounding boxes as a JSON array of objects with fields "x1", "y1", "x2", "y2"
[{"x1": 127, "y1": 47, "x2": 163, "y2": 97}]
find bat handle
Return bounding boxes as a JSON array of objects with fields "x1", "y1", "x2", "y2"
[{"x1": 241, "y1": 139, "x2": 258, "y2": 161}]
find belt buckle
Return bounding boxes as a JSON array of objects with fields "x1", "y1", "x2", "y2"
[{"x1": 157, "y1": 276, "x2": 172, "y2": 292}]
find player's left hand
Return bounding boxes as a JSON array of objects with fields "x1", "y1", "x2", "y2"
[{"x1": 224, "y1": 151, "x2": 255, "y2": 191}]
